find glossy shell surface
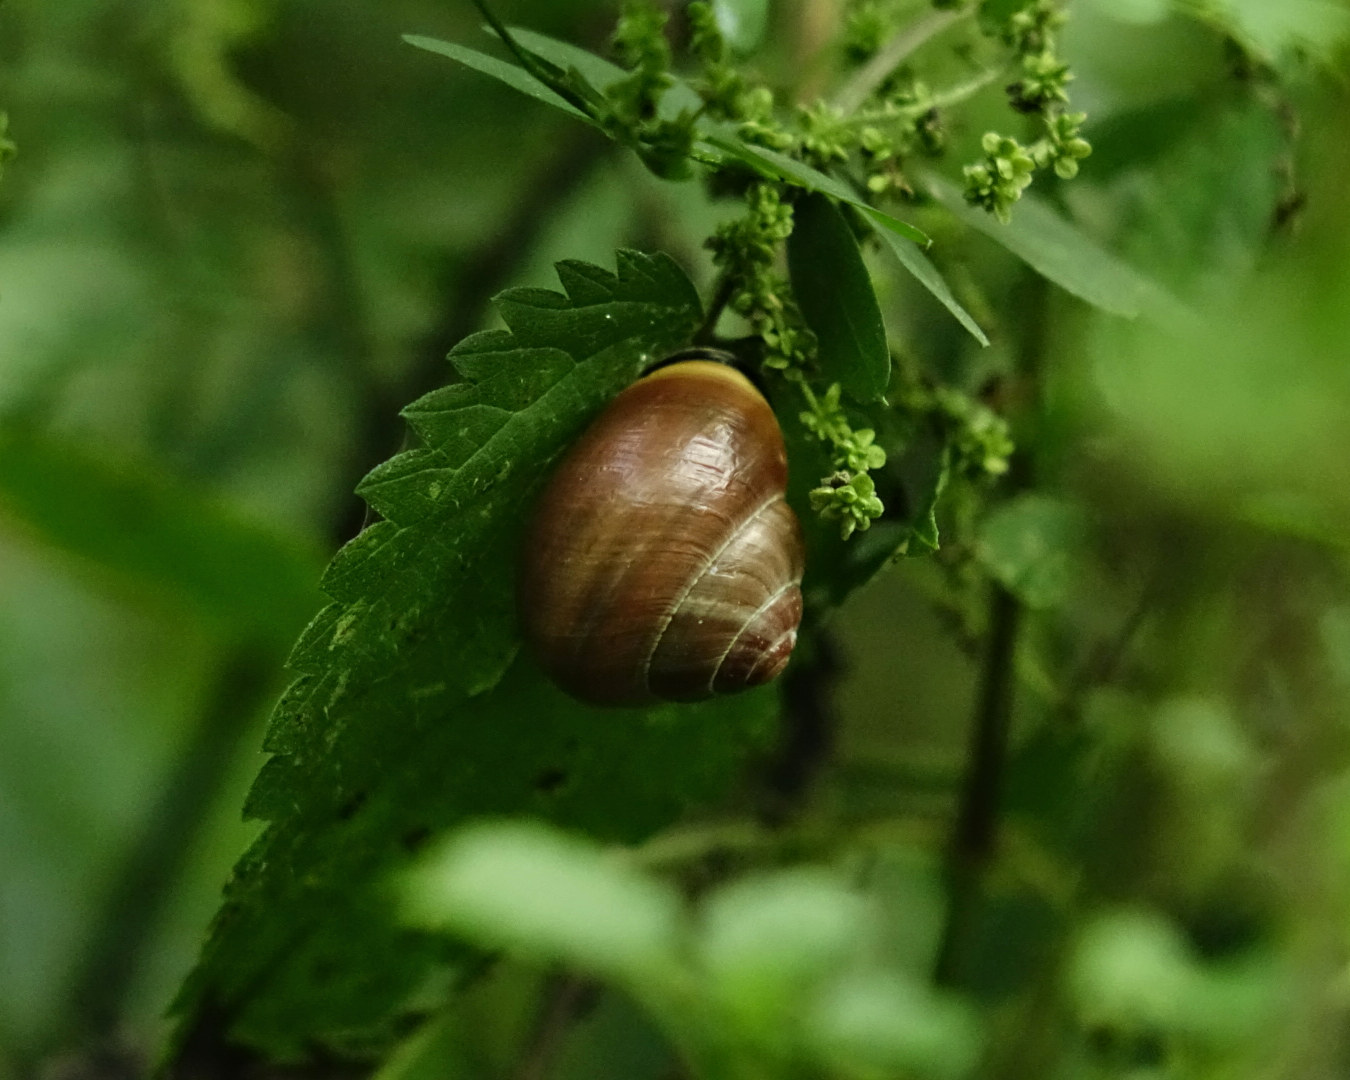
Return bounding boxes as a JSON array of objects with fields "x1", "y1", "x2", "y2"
[{"x1": 519, "y1": 360, "x2": 805, "y2": 706}]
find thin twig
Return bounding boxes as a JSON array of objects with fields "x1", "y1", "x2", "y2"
[
  {"x1": 693, "y1": 273, "x2": 736, "y2": 344},
  {"x1": 833, "y1": 7, "x2": 972, "y2": 114},
  {"x1": 933, "y1": 274, "x2": 1047, "y2": 988},
  {"x1": 513, "y1": 975, "x2": 598, "y2": 1080},
  {"x1": 933, "y1": 582, "x2": 1022, "y2": 986}
]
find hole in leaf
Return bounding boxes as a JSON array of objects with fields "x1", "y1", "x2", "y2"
[
  {"x1": 534, "y1": 767, "x2": 570, "y2": 795},
  {"x1": 336, "y1": 791, "x2": 368, "y2": 821},
  {"x1": 401, "y1": 826, "x2": 432, "y2": 852}
]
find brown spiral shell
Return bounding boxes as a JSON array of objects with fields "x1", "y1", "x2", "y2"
[{"x1": 519, "y1": 358, "x2": 805, "y2": 707}]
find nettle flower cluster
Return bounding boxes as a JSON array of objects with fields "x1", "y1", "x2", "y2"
[
  {"x1": 963, "y1": 0, "x2": 1091, "y2": 222},
  {"x1": 597, "y1": 0, "x2": 1084, "y2": 539}
]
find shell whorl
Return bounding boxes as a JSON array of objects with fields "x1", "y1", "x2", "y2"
[{"x1": 519, "y1": 360, "x2": 805, "y2": 707}]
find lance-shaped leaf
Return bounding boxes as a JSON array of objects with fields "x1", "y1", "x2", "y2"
[
  {"x1": 788, "y1": 193, "x2": 891, "y2": 404},
  {"x1": 499, "y1": 26, "x2": 704, "y2": 118},
  {"x1": 923, "y1": 173, "x2": 1189, "y2": 326},
  {"x1": 704, "y1": 132, "x2": 929, "y2": 246},
  {"x1": 867, "y1": 212, "x2": 990, "y2": 347},
  {"x1": 403, "y1": 35, "x2": 594, "y2": 122},
  {"x1": 168, "y1": 252, "x2": 778, "y2": 1061}
]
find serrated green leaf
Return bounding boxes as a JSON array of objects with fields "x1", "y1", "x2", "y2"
[
  {"x1": 788, "y1": 193, "x2": 891, "y2": 403},
  {"x1": 402, "y1": 35, "x2": 595, "y2": 123},
  {"x1": 924, "y1": 173, "x2": 1188, "y2": 324},
  {"x1": 867, "y1": 211, "x2": 990, "y2": 347},
  {"x1": 0, "y1": 428, "x2": 323, "y2": 644},
  {"x1": 712, "y1": 0, "x2": 771, "y2": 53},
  {"x1": 169, "y1": 252, "x2": 779, "y2": 1060},
  {"x1": 704, "y1": 132, "x2": 930, "y2": 245}
]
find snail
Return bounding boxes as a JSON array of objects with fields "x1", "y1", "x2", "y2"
[{"x1": 519, "y1": 351, "x2": 805, "y2": 707}]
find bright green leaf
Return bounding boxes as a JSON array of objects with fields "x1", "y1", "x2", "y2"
[
  {"x1": 699, "y1": 869, "x2": 872, "y2": 1037},
  {"x1": 406, "y1": 821, "x2": 683, "y2": 983},
  {"x1": 712, "y1": 0, "x2": 771, "y2": 53},
  {"x1": 808, "y1": 970, "x2": 981, "y2": 1079},
  {"x1": 788, "y1": 193, "x2": 891, "y2": 403},
  {"x1": 868, "y1": 210, "x2": 990, "y2": 347}
]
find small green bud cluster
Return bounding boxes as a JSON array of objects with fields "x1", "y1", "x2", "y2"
[
  {"x1": 963, "y1": 0, "x2": 1091, "y2": 219},
  {"x1": 604, "y1": 1, "x2": 696, "y2": 179},
  {"x1": 842, "y1": 0, "x2": 901, "y2": 65},
  {"x1": 706, "y1": 184, "x2": 814, "y2": 374},
  {"x1": 811, "y1": 471, "x2": 886, "y2": 540},
  {"x1": 610, "y1": 0, "x2": 672, "y2": 120},
  {"x1": 801, "y1": 383, "x2": 889, "y2": 539},
  {"x1": 964, "y1": 132, "x2": 1036, "y2": 224},
  {"x1": 931, "y1": 387, "x2": 1014, "y2": 479},
  {"x1": 855, "y1": 88, "x2": 945, "y2": 195},
  {"x1": 688, "y1": 2, "x2": 748, "y2": 121}
]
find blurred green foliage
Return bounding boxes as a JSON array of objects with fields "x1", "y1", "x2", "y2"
[{"x1": 1, "y1": 1, "x2": 1349, "y2": 1078}]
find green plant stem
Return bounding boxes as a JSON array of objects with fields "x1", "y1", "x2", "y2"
[
  {"x1": 934, "y1": 581, "x2": 1023, "y2": 986},
  {"x1": 833, "y1": 7, "x2": 972, "y2": 114},
  {"x1": 760, "y1": 622, "x2": 843, "y2": 825},
  {"x1": 845, "y1": 64, "x2": 1010, "y2": 127},
  {"x1": 694, "y1": 272, "x2": 737, "y2": 344}
]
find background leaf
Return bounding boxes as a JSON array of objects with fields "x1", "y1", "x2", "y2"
[
  {"x1": 711, "y1": 0, "x2": 771, "y2": 53},
  {"x1": 788, "y1": 194, "x2": 891, "y2": 403},
  {"x1": 976, "y1": 494, "x2": 1085, "y2": 610},
  {"x1": 0, "y1": 428, "x2": 323, "y2": 645}
]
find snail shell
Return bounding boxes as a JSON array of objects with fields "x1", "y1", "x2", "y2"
[{"x1": 519, "y1": 358, "x2": 805, "y2": 707}]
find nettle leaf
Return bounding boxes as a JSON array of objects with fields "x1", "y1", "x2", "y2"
[
  {"x1": 171, "y1": 252, "x2": 779, "y2": 1059},
  {"x1": 868, "y1": 214, "x2": 990, "y2": 347},
  {"x1": 895, "y1": 448, "x2": 950, "y2": 559},
  {"x1": 704, "y1": 132, "x2": 930, "y2": 246},
  {"x1": 788, "y1": 193, "x2": 891, "y2": 404},
  {"x1": 500, "y1": 26, "x2": 704, "y2": 118},
  {"x1": 403, "y1": 35, "x2": 595, "y2": 123},
  {"x1": 923, "y1": 173, "x2": 1188, "y2": 325}
]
